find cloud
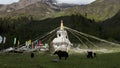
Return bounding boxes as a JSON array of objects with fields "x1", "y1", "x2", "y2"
[
  {"x1": 56, "y1": 0, "x2": 96, "y2": 5},
  {"x1": 0, "y1": 0, "x2": 19, "y2": 4},
  {"x1": 0, "y1": 0, "x2": 96, "y2": 5}
]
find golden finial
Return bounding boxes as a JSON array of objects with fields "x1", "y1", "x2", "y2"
[{"x1": 60, "y1": 20, "x2": 64, "y2": 30}]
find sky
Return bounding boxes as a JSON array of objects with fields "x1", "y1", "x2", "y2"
[
  {"x1": 56, "y1": 0, "x2": 96, "y2": 5},
  {"x1": 0, "y1": 0, "x2": 96, "y2": 5},
  {"x1": 0, "y1": 0, "x2": 19, "y2": 4}
]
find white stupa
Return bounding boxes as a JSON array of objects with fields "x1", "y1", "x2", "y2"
[{"x1": 52, "y1": 20, "x2": 72, "y2": 52}]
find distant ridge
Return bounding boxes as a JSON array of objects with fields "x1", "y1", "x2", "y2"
[{"x1": 0, "y1": 0, "x2": 120, "y2": 21}]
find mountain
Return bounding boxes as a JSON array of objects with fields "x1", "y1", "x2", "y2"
[
  {"x1": 54, "y1": 0, "x2": 120, "y2": 21},
  {"x1": 1, "y1": 0, "x2": 120, "y2": 48},
  {"x1": 0, "y1": 0, "x2": 59, "y2": 18},
  {"x1": 0, "y1": 0, "x2": 120, "y2": 21}
]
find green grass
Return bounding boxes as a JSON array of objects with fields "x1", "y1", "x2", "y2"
[{"x1": 0, "y1": 52, "x2": 120, "y2": 68}]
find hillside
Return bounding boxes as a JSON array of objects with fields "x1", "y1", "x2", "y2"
[
  {"x1": 0, "y1": 0, "x2": 58, "y2": 18},
  {"x1": 53, "y1": 0, "x2": 120, "y2": 21},
  {"x1": 0, "y1": 15, "x2": 99, "y2": 49},
  {"x1": 0, "y1": 0, "x2": 120, "y2": 21},
  {"x1": 1, "y1": 0, "x2": 120, "y2": 48},
  {"x1": 100, "y1": 10, "x2": 120, "y2": 41},
  {"x1": 10, "y1": 2, "x2": 57, "y2": 19}
]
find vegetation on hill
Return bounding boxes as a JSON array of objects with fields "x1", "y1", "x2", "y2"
[
  {"x1": 0, "y1": 14, "x2": 99, "y2": 49},
  {"x1": 52, "y1": 0, "x2": 120, "y2": 21},
  {"x1": 1, "y1": 10, "x2": 120, "y2": 49},
  {"x1": 0, "y1": 1, "x2": 57, "y2": 18},
  {"x1": 1, "y1": 0, "x2": 120, "y2": 21},
  {"x1": 0, "y1": 0, "x2": 120, "y2": 49},
  {"x1": 9, "y1": 2, "x2": 57, "y2": 20},
  {"x1": 100, "y1": 10, "x2": 120, "y2": 41}
]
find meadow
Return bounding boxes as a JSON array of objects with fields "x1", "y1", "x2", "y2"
[{"x1": 0, "y1": 51, "x2": 120, "y2": 68}]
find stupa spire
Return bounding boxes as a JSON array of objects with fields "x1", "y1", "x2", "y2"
[{"x1": 60, "y1": 20, "x2": 64, "y2": 30}]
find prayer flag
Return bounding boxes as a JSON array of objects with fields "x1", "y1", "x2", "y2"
[
  {"x1": 0, "y1": 36, "x2": 2, "y2": 44},
  {"x1": 35, "y1": 40, "x2": 38, "y2": 45},
  {"x1": 45, "y1": 43, "x2": 49, "y2": 48},
  {"x1": 32, "y1": 42, "x2": 34, "y2": 49},
  {"x1": 28, "y1": 40, "x2": 32, "y2": 46},
  {"x1": 39, "y1": 40, "x2": 43, "y2": 46},
  {"x1": 3, "y1": 36, "x2": 6, "y2": 44},
  {"x1": 14, "y1": 37, "x2": 17, "y2": 45},
  {"x1": 18, "y1": 40, "x2": 20, "y2": 46},
  {"x1": 25, "y1": 41, "x2": 28, "y2": 46},
  {"x1": 25, "y1": 41, "x2": 29, "y2": 48}
]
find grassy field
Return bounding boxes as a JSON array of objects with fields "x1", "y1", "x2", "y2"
[{"x1": 0, "y1": 52, "x2": 120, "y2": 68}]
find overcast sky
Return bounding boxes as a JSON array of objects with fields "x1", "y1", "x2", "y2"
[
  {"x1": 56, "y1": 0, "x2": 96, "y2": 4},
  {"x1": 0, "y1": 0, "x2": 96, "y2": 4},
  {"x1": 0, "y1": 0, "x2": 19, "y2": 4}
]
